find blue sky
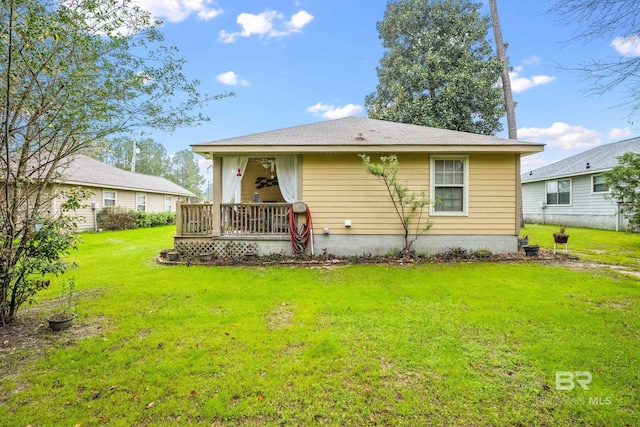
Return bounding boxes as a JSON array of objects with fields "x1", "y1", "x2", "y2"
[{"x1": 136, "y1": 0, "x2": 639, "y2": 173}]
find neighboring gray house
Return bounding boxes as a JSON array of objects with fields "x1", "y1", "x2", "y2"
[
  {"x1": 521, "y1": 137, "x2": 640, "y2": 230},
  {"x1": 55, "y1": 155, "x2": 195, "y2": 231}
]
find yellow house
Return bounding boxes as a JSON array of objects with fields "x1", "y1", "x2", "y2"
[{"x1": 177, "y1": 117, "x2": 543, "y2": 258}]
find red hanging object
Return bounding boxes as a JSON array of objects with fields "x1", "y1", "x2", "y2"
[{"x1": 236, "y1": 167, "x2": 242, "y2": 177}]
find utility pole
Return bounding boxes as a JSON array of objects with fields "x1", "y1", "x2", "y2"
[{"x1": 131, "y1": 139, "x2": 137, "y2": 173}]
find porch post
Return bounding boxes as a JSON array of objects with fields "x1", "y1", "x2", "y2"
[
  {"x1": 515, "y1": 154, "x2": 522, "y2": 235},
  {"x1": 175, "y1": 200, "x2": 183, "y2": 236},
  {"x1": 212, "y1": 156, "x2": 222, "y2": 236}
]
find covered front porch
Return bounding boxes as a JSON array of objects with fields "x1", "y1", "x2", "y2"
[{"x1": 173, "y1": 155, "x2": 310, "y2": 260}]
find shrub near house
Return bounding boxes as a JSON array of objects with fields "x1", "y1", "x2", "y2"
[{"x1": 97, "y1": 206, "x2": 176, "y2": 231}]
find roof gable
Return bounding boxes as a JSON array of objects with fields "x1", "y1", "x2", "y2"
[{"x1": 522, "y1": 137, "x2": 640, "y2": 182}]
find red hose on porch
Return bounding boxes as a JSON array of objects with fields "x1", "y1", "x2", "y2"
[{"x1": 290, "y1": 206, "x2": 314, "y2": 255}]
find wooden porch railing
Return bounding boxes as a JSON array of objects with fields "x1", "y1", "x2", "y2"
[
  {"x1": 177, "y1": 203, "x2": 215, "y2": 236},
  {"x1": 221, "y1": 203, "x2": 291, "y2": 235},
  {"x1": 176, "y1": 202, "x2": 292, "y2": 236}
]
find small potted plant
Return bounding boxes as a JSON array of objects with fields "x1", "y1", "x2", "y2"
[
  {"x1": 522, "y1": 244, "x2": 540, "y2": 257},
  {"x1": 553, "y1": 227, "x2": 570, "y2": 244},
  {"x1": 47, "y1": 278, "x2": 76, "y2": 331}
]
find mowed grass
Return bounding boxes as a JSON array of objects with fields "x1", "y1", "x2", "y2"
[
  {"x1": 522, "y1": 223, "x2": 640, "y2": 267},
  {"x1": 1, "y1": 226, "x2": 639, "y2": 426}
]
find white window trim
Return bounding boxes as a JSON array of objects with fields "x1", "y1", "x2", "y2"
[
  {"x1": 164, "y1": 195, "x2": 172, "y2": 212},
  {"x1": 136, "y1": 193, "x2": 146, "y2": 211},
  {"x1": 430, "y1": 155, "x2": 469, "y2": 217},
  {"x1": 103, "y1": 190, "x2": 116, "y2": 207},
  {"x1": 591, "y1": 174, "x2": 610, "y2": 194},
  {"x1": 545, "y1": 178, "x2": 572, "y2": 206}
]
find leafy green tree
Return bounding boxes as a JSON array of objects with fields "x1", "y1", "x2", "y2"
[
  {"x1": 365, "y1": 0, "x2": 505, "y2": 135},
  {"x1": 168, "y1": 150, "x2": 205, "y2": 199},
  {"x1": 102, "y1": 136, "x2": 169, "y2": 176},
  {"x1": 0, "y1": 0, "x2": 230, "y2": 324},
  {"x1": 604, "y1": 152, "x2": 640, "y2": 233},
  {"x1": 360, "y1": 154, "x2": 432, "y2": 257}
]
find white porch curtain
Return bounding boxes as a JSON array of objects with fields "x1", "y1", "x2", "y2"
[
  {"x1": 221, "y1": 157, "x2": 248, "y2": 203},
  {"x1": 275, "y1": 156, "x2": 298, "y2": 203}
]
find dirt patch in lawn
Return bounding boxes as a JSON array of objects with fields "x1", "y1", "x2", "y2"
[
  {"x1": 265, "y1": 302, "x2": 295, "y2": 330},
  {"x1": 0, "y1": 289, "x2": 108, "y2": 385}
]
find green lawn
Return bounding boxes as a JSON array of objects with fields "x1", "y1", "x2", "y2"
[
  {"x1": 522, "y1": 223, "x2": 640, "y2": 267},
  {"x1": 1, "y1": 226, "x2": 639, "y2": 426}
]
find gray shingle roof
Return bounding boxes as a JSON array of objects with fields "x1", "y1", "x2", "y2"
[
  {"x1": 61, "y1": 155, "x2": 194, "y2": 197},
  {"x1": 192, "y1": 116, "x2": 544, "y2": 152},
  {"x1": 521, "y1": 137, "x2": 640, "y2": 183}
]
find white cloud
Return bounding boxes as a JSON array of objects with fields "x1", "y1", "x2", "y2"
[
  {"x1": 520, "y1": 153, "x2": 549, "y2": 172},
  {"x1": 216, "y1": 71, "x2": 249, "y2": 86},
  {"x1": 509, "y1": 66, "x2": 556, "y2": 93},
  {"x1": 523, "y1": 56, "x2": 540, "y2": 65},
  {"x1": 608, "y1": 127, "x2": 633, "y2": 140},
  {"x1": 306, "y1": 102, "x2": 364, "y2": 120},
  {"x1": 518, "y1": 122, "x2": 603, "y2": 150},
  {"x1": 611, "y1": 35, "x2": 640, "y2": 57},
  {"x1": 219, "y1": 9, "x2": 313, "y2": 43},
  {"x1": 135, "y1": 0, "x2": 223, "y2": 23},
  {"x1": 288, "y1": 11, "x2": 314, "y2": 32}
]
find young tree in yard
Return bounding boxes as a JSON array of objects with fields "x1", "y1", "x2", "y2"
[
  {"x1": 604, "y1": 152, "x2": 640, "y2": 233},
  {"x1": 0, "y1": 0, "x2": 231, "y2": 324},
  {"x1": 365, "y1": 0, "x2": 505, "y2": 135},
  {"x1": 360, "y1": 154, "x2": 432, "y2": 258},
  {"x1": 168, "y1": 150, "x2": 205, "y2": 199}
]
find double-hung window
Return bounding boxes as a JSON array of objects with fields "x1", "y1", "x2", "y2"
[
  {"x1": 431, "y1": 156, "x2": 468, "y2": 215},
  {"x1": 136, "y1": 193, "x2": 146, "y2": 211},
  {"x1": 164, "y1": 195, "x2": 172, "y2": 212},
  {"x1": 592, "y1": 175, "x2": 609, "y2": 193},
  {"x1": 546, "y1": 179, "x2": 571, "y2": 205},
  {"x1": 103, "y1": 191, "x2": 116, "y2": 207}
]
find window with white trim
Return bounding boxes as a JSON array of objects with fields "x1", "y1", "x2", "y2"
[
  {"x1": 136, "y1": 193, "x2": 146, "y2": 211},
  {"x1": 431, "y1": 156, "x2": 468, "y2": 215},
  {"x1": 546, "y1": 179, "x2": 571, "y2": 205},
  {"x1": 164, "y1": 195, "x2": 172, "y2": 212},
  {"x1": 592, "y1": 175, "x2": 609, "y2": 193},
  {"x1": 103, "y1": 191, "x2": 116, "y2": 207}
]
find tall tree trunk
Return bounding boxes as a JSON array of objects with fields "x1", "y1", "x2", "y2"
[
  {"x1": 489, "y1": 0, "x2": 523, "y2": 229},
  {"x1": 489, "y1": 0, "x2": 517, "y2": 140}
]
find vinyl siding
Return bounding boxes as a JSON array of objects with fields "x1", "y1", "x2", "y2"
[
  {"x1": 522, "y1": 173, "x2": 621, "y2": 229},
  {"x1": 54, "y1": 185, "x2": 182, "y2": 231},
  {"x1": 302, "y1": 153, "x2": 517, "y2": 235},
  {"x1": 571, "y1": 174, "x2": 617, "y2": 215}
]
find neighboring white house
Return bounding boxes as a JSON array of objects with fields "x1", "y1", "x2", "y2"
[
  {"x1": 54, "y1": 155, "x2": 195, "y2": 231},
  {"x1": 521, "y1": 137, "x2": 640, "y2": 230}
]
